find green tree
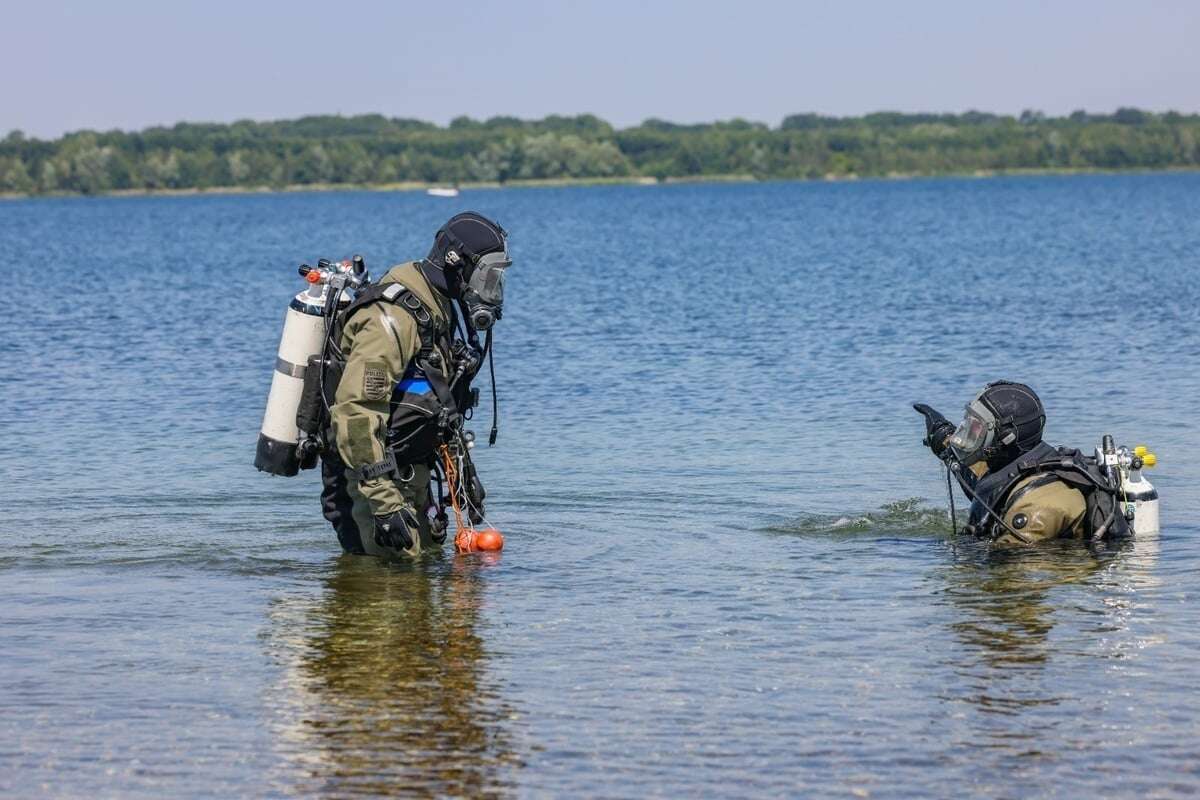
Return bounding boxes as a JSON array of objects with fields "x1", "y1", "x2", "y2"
[
  {"x1": 0, "y1": 157, "x2": 35, "y2": 193},
  {"x1": 4, "y1": 110, "x2": 1200, "y2": 196}
]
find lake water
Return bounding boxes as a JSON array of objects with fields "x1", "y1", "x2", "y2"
[{"x1": 1, "y1": 175, "x2": 1198, "y2": 797}]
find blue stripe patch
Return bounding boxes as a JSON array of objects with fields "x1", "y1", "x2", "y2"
[{"x1": 395, "y1": 378, "x2": 433, "y2": 395}]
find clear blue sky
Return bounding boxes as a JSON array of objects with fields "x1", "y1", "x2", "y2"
[{"x1": 3, "y1": 0, "x2": 1198, "y2": 139}]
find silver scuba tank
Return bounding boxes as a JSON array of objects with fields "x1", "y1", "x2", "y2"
[
  {"x1": 254, "y1": 259, "x2": 362, "y2": 476},
  {"x1": 1098, "y1": 437, "x2": 1160, "y2": 536},
  {"x1": 1121, "y1": 445, "x2": 1160, "y2": 536}
]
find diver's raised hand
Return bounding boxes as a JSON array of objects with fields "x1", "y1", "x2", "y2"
[{"x1": 913, "y1": 403, "x2": 955, "y2": 457}]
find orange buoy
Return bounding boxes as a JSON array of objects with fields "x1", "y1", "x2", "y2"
[
  {"x1": 453, "y1": 527, "x2": 503, "y2": 554},
  {"x1": 474, "y1": 528, "x2": 504, "y2": 551},
  {"x1": 455, "y1": 528, "x2": 477, "y2": 554}
]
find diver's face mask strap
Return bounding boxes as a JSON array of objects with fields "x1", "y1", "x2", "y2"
[{"x1": 462, "y1": 249, "x2": 511, "y2": 331}]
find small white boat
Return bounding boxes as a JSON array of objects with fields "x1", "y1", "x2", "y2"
[{"x1": 426, "y1": 187, "x2": 460, "y2": 198}]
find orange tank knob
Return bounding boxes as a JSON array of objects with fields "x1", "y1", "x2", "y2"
[{"x1": 473, "y1": 529, "x2": 505, "y2": 551}]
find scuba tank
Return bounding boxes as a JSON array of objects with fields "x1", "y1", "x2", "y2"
[
  {"x1": 1099, "y1": 438, "x2": 1160, "y2": 536},
  {"x1": 254, "y1": 257, "x2": 366, "y2": 476}
]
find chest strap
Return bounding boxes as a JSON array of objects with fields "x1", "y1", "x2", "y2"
[
  {"x1": 378, "y1": 287, "x2": 465, "y2": 431},
  {"x1": 344, "y1": 283, "x2": 469, "y2": 431}
]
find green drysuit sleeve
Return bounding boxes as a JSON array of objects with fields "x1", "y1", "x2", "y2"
[{"x1": 330, "y1": 303, "x2": 423, "y2": 517}]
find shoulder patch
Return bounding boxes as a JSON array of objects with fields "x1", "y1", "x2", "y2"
[
  {"x1": 363, "y1": 359, "x2": 391, "y2": 401},
  {"x1": 1011, "y1": 513, "x2": 1028, "y2": 530}
]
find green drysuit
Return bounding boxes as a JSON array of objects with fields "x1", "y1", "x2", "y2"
[
  {"x1": 992, "y1": 473, "x2": 1088, "y2": 546},
  {"x1": 962, "y1": 461, "x2": 1088, "y2": 546},
  {"x1": 328, "y1": 261, "x2": 454, "y2": 557}
]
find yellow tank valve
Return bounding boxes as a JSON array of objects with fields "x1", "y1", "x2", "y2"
[
  {"x1": 1134, "y1": 445, "x2": 1148, "y2": 458},
  {"x1": 1142, "y1": 453, "x2": 1157, "y2": 467}
]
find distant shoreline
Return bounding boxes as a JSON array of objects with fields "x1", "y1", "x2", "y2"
[
  {"x1": 3, "y1": 166, "x2": 1199, "y2": 201},
  {"x1": 7, "y1": 110, "x2": 1199, "y2": 198}
]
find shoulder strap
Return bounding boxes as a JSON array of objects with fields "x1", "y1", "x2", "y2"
[
  {"x1": 968, "y1": 442, "x2": 1060, "y2": 536},
  {"x1": 383, "y1": 288, "x2": 462, "y2": 424},
  {"x1": 1031, "y1": 447, "x2": 1133, "y2": 539},
  {"x1": 342, "y1": 282, "x2": 465, "y2": 430},
  {"x1": 339, "y1": 282, "x2": 388, "y2": 321},
  {"x1": 1013, "y1": 442, "x2": 1065, "y2": 472},
  {"x1": 343, "y1": 283, "x2": 455, "y2": 351},
  {"x1": 343, "y1": 283, "x2": 438, "y2": 330},
  {"x1": 1002, "y1": 473, "x2": 1061, "y2": 512}
]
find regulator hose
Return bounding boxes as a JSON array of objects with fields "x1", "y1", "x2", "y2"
[
  {"x1": 946, "y1": 459, "x2": 1033, "y2": 544},
  {"x1": 486, "y1": 329, "x2": 498, "y2": 446},
  {"x1": 945, "y1": 463, "x2": 957, "y2": 536}
]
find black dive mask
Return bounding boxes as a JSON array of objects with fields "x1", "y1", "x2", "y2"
[{"x1": 460, "y1": 249, "x2": 510, "y2": 331}]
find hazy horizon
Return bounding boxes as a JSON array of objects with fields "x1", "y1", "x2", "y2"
[{"x1": 5, "y1": 0, "x2": 1198, "y2": 140}]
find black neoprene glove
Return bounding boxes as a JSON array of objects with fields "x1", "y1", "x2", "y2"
[
  {"x1": 913, "y1": 403, "x2": 955, "y2": 458},
  {"x1": 373, "y1": 508, "x2": 420, "y2": 550}
]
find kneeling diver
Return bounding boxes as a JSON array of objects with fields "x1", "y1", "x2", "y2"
[{"x1": 914, "y1": 381, "x2": 1138, "y2": 545}]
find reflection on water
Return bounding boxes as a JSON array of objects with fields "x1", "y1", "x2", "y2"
[
  {"x1": 946, "y1": 542, "x2": 1119, "y2": 671},
  {"x1": 931, "y1": 536, "x2": 1156, "y2": 764},
  {"x1": 267, "y1": 555, "x2": 522, "y2": 798}
]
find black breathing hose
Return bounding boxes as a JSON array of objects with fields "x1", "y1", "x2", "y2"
[
  {"x1": 317, "y1": 283, "x2": 340, "y2": 417},
  {"x1": 486, "y1": 329, "x2": 498, "y2": 446},
  {"x1": 945, "y1": 464, "x2": 957, "y2": 535},
  {"x1": 946, "y1": 459, "x2": 1034, "y2": 544}
]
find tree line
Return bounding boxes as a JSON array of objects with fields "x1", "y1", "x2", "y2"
[{"x1": 2, "y1": 109, "x2": 1199, "y2": 195}]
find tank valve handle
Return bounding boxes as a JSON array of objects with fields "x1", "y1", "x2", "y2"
[{"x1": 1134, "y1": 445, "x2": 1157, "y2": 468}]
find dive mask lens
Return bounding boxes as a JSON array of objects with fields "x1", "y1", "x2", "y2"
[
  {"x1": 467, "y1": 251, "x2": 511, "y2": 306},
  {"x1": 948, "y1": 405, "x2": 993, "y2": 464}
]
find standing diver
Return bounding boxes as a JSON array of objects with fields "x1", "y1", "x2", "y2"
[
  {"x1": 913, "y1": 381, "x2": 1134, "y2": 545},
  {"x1": 320, "y1": 212, "x2": 512, "y2": 558}
]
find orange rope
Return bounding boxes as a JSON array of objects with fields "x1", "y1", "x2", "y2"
[{"x1": 439, "y1": 443, "x2": 476, "y2": 553}]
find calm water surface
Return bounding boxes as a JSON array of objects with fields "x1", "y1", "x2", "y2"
[{"x1": 1, "y1": 175, "x2": 1198, "y2": 797}]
